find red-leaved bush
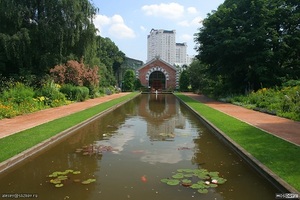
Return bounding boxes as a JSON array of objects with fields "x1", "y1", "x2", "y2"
[{"x1": 50, "y1": 60, "x2": 99, "y2": 88}]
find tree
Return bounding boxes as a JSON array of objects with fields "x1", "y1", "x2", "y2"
[
  {"x1": 188, "y1": 60, "x2": 223, "y2": 96},
  {"x1": 195, "y1": 0, "x2": 300, "y2": 94},
  {"x1": 97, "y1": 36, "x2": 125, "y2": 86},
  {"x1": 122, "y1": 69, "x2": 135, "y2": 91},
  {"x1": 0, "y1": 0, "x2": 98, "y2": 76},
  {"x1": 179, "y1": 70, "x2": 189, "y2": 91}
]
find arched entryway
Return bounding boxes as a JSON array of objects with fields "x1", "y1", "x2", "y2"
[{"x1": 149, "y1": 71, "x2": 166, "y2": 90}]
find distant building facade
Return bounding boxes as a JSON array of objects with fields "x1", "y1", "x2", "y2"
[
  {"x1": 175, "y1": 42, "x2": 187, "y2": 66},
  {"x1": 147, "y1": 29, "x2": 176, "y2": 64},
  {"x1": 147, "y1": 29, "x2": 189, "y2": 66},
  {"x1": 136, "y1": 57, "x2": 179, "y2": 90},
  {"x1": 117, "y1": 57, "x2": 143, "y2": 87}
]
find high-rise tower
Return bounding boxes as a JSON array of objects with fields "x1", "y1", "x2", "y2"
[{"x1": 147, "y1": 29, "x2": 176, "y2": 64}]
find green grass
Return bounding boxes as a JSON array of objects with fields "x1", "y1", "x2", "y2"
[
  {"x1": 175, "y1": 93, "x2": 300, "y2": 192},
  {"x1": 0, "y1": 92, "x2": 139, "y2": 163}
]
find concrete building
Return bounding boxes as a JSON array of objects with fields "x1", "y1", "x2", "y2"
[
  {"x1": 147, "y1": 29, "x2": 176, "y2": 64},
  {"x1": 175, "y1": 42, "x2": 187, "y2": 66}
]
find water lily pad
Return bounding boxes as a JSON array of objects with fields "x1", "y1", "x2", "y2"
[
  {"x1": 160, "y1": 168, "x2": 227, "y2": 194},
  {"x1": 50, "y1": 179, "x2": 62, "y2": 184},
  {"x1": 55, "y1": 183, "x2": 64, "y2": 188},
  {"x1": 181, "y1": 179, "x2": 192, "y2": 187},
  {"x1": 209, "y1": 183, "x2": 218, "y2": 188},
  {"x1": 213, "y1": 177, "x2": 227, "y2": 184},
  {"x1": 65, "y1": 169, "x2": 74, "y2": 173},
  {"x1": 190, "y1": 183, "x2": 206, "y2": 189},
  {"x1": 72, "y1": 171, "x2": 81, "y2": 175},
  {"x1": 184, "y1": 174, "x2": 193, "y2": 178},
  {"x1": 82, "y1": 178, "x2": 96, "y2": 185},
  {"x1": 160, "y1": 179, "x2": 170, "y2": 183},
  {"x1": 196, "y1": 174, "x2": 210, "y2": 179},
  {"x1": 81, "y1": 180, "x2": 90, "y2": 185},
  {"x1": 208, "y1": 172, "x2": 219, "y2": 177},
  {"x1": 177, "y1": 169, "x2": 194, "y2": 173},
  {"x1": 181, "y1": 179, "x2": 192, "y2": 184},
  {"x1": 166, "y1": 179, "x2": 180, "y2": 186},
  {"x1": 57, "y1": 176, "x2": 68, "y2": 181},
  {"x1": 172, "y1": 173, "x2": 184, "y2": 179},
  {"x1": 198, "y1": 188, "x2": 208, "y2": 194}
]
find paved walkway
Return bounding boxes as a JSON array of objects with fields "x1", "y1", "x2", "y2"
[
  {"x1": 1, "y1": 92, "x2": 300, "y2": 147},
  {"x1": 0, "y1": 92, "x2": 130, "y2": 139},
  {"x1": 183, "y1": 93, "x2": 300, "y2": 147}
]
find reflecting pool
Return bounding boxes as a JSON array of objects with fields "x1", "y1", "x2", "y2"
[{"x1": 0, "y1": 94, "x2": 277, "y2": 200}]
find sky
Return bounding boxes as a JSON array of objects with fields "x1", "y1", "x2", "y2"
[{"x1": 92, "y1": 0, "x2": 225, "y2": 62}]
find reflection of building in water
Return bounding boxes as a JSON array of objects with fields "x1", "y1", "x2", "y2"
[{"x1": 138, "y1": 94, "x2": 185, "y2": 141}]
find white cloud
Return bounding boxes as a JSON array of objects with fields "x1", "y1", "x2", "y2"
[
  {"x1": 111, "y1": 14, "x2": 124, "y2": 24},
  {"x1": 93, "y1": 14, "x2": 110, "y2": 33},
  {"x1": 180, "y1": 34, "x2": 193, "y2": 42},
  {"x1": 109, "y1": 23, "x2": 135, "y2": 39},
  {"x1": 140, "y1": 26, "x2": 146, "y2": 31},
  {"x1": 187, "y1": 7, "x2": 198, "y2": 14},
  {"x1": 141, "y1": 3, "x2": 184, "y2": 19},
  {"x1": 178, "y1": 20, "x2": 190, "y2": 27},
  {"x1": 191, "y1": 16, "x2": 203, "y2": 26},
  {"x1": 178, "y1": 16, "x2": 203, "y2": 27},
  {"x1": 93, "y1": 14, "x2": 135, "y2": 39}
]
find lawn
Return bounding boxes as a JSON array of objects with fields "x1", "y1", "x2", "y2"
[
  {"x1": 0, "y1": 92, "x2": 139, "y2": 163},
  {"x1": 175, "y1": 93, "x2": 300, "y2": 192}
]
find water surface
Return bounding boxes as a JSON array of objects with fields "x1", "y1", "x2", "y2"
[{"x1": 0, "y1": 94, "x2": 277, "y2": 199}]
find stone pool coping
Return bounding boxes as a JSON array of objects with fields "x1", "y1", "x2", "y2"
[{"x1": 176, "y1": 95, "x2": 299, "y2": 194}]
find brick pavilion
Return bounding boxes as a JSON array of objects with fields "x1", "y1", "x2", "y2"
[{"x1": 136, "y1": 57, "x2": 179, "y2": 91}]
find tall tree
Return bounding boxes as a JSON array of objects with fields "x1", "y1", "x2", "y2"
[
  {"x1": 0, "y1": 0, "x2": 98, "y2": 76},
  {"x1": 195, "y1": 0, "x2": 300, "y2": 93},
  {"x1": 179, "y1": 70, "x2": 189, "y2": 91},
  {"x1": 122, "y1": 69, "x2": 135, "y2": 91},
  {"x1": 96, "y1": 36, "x2": 125, "y2": 86}
]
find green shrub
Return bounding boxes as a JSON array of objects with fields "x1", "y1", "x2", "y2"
[
  {"x1": 98, "y1": 86, "x2": 116, "y2": 95},
  {"x1": 229, "y1": 86, "x2": 300, "y2": 121},
  {"x1": 35, "y1": 80, "x2": 67, "y2": 107},
  {"x1": 0, "y1": 82, "x2": 41, "y2": 117},
  {"x1": 1, "y1": 82, "x2": 35, "y2": 104},
  {"x1": 76, "y1": 86, "x2": 89, "y2": 101},
  {"x1": 60, "y1": 84, "x2": 89, "y2": 102}
]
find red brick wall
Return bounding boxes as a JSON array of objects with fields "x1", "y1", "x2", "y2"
[{"x1": 138, "y1": 59, "x2": 177, "y2": 89}]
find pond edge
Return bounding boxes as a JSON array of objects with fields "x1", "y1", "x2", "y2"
[
  {"x1": 175, "y1": 94, "x2": 299, "y2": 194},
  {"x1": 0, "y1": 93, "x2": 139, "y2": 175}
]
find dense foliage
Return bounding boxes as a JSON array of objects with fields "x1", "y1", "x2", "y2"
[
  {"x1": 194, "y1": 0, "x2": 300, "y2": 94},
  {"x1": 179, "y1": 70, "x2": 190, "y2": 91},
  {"x1": 0, "y1": 81, "x2": 69, "y2": 118},
  {"x1": 0, "y1": 0, "x2": 130, "y2": 119},
  {"x1": 0, "y1": 0, "x2": 126, "y2": 84},
  {"x1": 122, "y1": 69, "x2": 135, "y2": 91},
  {"x1": 0, "y1": 0, "x2": 98, "y2": 76},
  {"x1": 229, "y1": 85, "x2": 300, "y2": 121}
]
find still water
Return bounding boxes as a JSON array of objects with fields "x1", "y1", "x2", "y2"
[{"x1": 0, "y1": 94, "x2": 277, "y2": 200}]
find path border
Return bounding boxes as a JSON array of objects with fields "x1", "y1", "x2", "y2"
[
  {"x1": 0, "y1": 94, "x2": 139, "y2": 174},
  {"x1": 175, "y1": 95, "x2": 299, "y2": 194}
]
